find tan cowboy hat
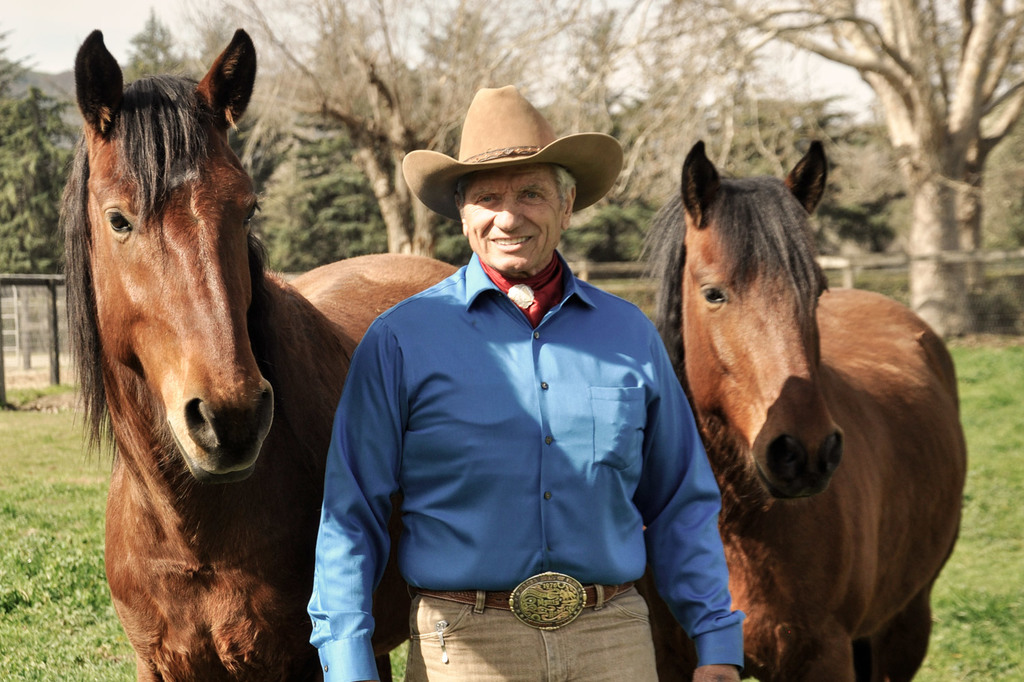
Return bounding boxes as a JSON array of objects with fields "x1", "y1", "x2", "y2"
[{"x1": 403, "y1": 85, "x2": 623, "y2": 221}]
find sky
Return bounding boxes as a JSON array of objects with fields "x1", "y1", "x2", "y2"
[
  {"x1": 2, "y1": 0, "x2": 876, "y2": 117},
  {"x1": 2, "y1": 0, "x2": 185, "y2": 74}
]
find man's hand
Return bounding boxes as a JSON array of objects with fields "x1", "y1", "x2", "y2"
[{"x1": 693, "y1": 664, "x2": 741, "y2": 681}]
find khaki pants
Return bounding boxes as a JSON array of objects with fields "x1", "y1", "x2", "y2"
[{"x1": 405, "y1": 587, "x2": 659, "y2": 681}]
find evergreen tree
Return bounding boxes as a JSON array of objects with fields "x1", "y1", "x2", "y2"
[
  {"x1": 0, "y1": 39, "x2": 75, "y2": 274},
  {"x1": 259, "y1": 126, "x2": 388, "y2": 273},
  {"x1": 560, "y1": 203, "x2": 656, "y2": 263},
  {"x1": 124, "y1": 10, "x2": 186, "y2": 81},
  {"x1": 0, "y1": 29, "x2": 21, "y2": 97}
]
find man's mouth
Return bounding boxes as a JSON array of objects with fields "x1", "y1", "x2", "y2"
[{"x1": 493, "y1": 236, "x2": 530, "y2": 246}]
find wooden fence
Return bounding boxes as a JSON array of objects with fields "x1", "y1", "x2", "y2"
[
  {"x1": 0, "y1": 274, "x2": 64, "y2": 406},
  {"x1": 3, "y1": 248, "x2": 1023, "y2": 404}
]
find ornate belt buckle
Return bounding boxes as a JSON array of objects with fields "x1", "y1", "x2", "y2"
[{"x1": 509, "y1": 572, "x2": 586, "y2": 630}]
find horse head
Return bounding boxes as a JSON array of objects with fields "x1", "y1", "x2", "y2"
[
  {"x1": 68, "y1": 30, "x2": 271, "y2": 483},
  {"x1": 676, "y1": 141, "x2": 843, "y2": 499}
]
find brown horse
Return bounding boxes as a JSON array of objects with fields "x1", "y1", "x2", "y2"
[
  {"x1": 61, "y1": 29, "x2": 454, "y2": 681},
  {"x1": 641, "y1": 141, "x2": 966, "y2": 681}
]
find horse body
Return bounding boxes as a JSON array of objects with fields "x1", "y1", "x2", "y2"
[
  {"x1": 63, "y1": 30, "x2": 453, "y2": 681},
  {"x1": 724, "y1": 291, "x2": 964, "y2": 679},
  {"x1": 643, "y1": 142, "x2": 966, "y2": 681}
]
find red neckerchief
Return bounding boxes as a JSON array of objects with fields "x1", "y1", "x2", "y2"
[{"x1": 480, "y1": 255, "x2": 564, "y2": 328}]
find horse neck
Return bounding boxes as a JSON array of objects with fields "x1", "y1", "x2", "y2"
[
  {"x1": 694, "y1": 411, "x2": 777, "y2": 526},
  {"x1": 255, "y1": 273, "x2": 355, "y2": 468}
]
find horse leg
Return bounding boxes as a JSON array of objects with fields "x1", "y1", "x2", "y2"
[
  {"x1": 746, "y1": 621, "x2": 856, "y2": 682},
  {"x1": 852, "y1": 638, "x2": 872, "y2": 682},
  {"x1": 375, "y1": 653, "x2": 393, "y2": 682},
  {"x1": 869, "y1": 587, "x2": 934, "y2": 682}
]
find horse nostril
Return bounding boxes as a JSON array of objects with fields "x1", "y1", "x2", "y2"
[
  {"x1": 184, "y1": 397, "x2": 219, "y2": 451},
  {"x1": 819, "y1": 431, "x2": 844, "y2": 475},
  {"x1": 257, "y1": 386, "x2": 273, "y2": 425},
  {"x1": 767, "y1": 435, "x2": 807, "y2": 482}
]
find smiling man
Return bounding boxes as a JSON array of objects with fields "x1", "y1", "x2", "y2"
[{"x1": 308, "y1": 85, "x2": 744, "y2": 682}]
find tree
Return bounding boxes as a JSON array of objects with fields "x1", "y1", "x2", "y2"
[
  {"x1": 702, "y1": 0, "x2": 1024, "y2": 335},
  {"x1": 258, "y1": 123, "x2": 388, "y2": 271},
  {"x1": 982, "y1": 113, "x2": 1024, "y2": 248},
  {"x1": 0, "y1": 37, "x2": 75, "y2": 274},
  {"x1": 718, "y1": 95, "x2": 903, "y2": 255},
  {"x1": 190, "y1": 1, "x2": 918, "y2": 271},
  {"x1": 234, "y1": 0, "x2": 593, "y2": 256},
  {"x1": 124, "y1": 9, "x2": 186, "y2": 81},
  {"x1": 560, "y1": 202, "x2": 656, "y2": 262},
  {"x1": 0, "y1": 29, "x2": 19, "y2": 97}
]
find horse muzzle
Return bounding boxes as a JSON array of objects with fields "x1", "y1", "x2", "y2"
[
  {"x1": 757, "y1": 430, "x2": 844, "y2": 498},
  {"x1": 168, "y1": 381, "x2": 275, "y2": 483}
]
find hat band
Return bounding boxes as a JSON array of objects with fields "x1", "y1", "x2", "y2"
[{"x1": 462, "y1": 145, "x2": 542, "y2": 164}]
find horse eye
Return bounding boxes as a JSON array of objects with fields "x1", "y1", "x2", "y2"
[
  {"x1": 107, "y1": 211, "x2": 133, "y2": 233},
  {"x1": 244, "y1": 203, "x2": 259, "y2": 226},
  {"x1": 702, "y1": 286, "x2": 728, "y2": 305}
]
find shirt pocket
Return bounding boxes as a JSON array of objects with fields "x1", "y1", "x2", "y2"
[{"x1": 589, "y1": 386, "x2": 645, "y2": 470}]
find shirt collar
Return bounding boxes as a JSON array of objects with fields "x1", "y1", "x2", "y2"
[{"x1": 464, "y1": 252, "x2": 596, "y2": 312}]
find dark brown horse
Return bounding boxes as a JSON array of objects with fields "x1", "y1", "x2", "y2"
[
  {"x1": 641, "y1": 141, "x2": 966, "y2": 681},
  {"x1": 61, "y1": 30, "x2": 454, "y2": 681}
]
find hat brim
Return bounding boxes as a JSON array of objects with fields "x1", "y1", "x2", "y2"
[{"x1": 403, "y1": 133, "x2": 623, "y2": 221}]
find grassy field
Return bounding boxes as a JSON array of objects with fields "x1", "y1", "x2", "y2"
[{"x1": 1, "y1": 344, "x2": 1021, "y2": 680}]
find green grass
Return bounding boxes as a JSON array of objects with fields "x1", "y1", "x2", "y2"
[
  {"x1": 0, "y1": 406, "x2": 134, "y2": 681},
  {"x1": 914, "y1": 344, "x2": 1024, "y2": 680},
  {"x1": 1, "y1": 344, "x2": 1021, "y2": 679}
]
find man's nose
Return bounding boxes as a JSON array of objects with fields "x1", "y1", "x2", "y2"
[{"x1": 492, "y1": 207, "x2": 520, "y2": 230}]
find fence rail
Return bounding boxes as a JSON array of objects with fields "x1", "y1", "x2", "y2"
[
  {"x1": 1, "y1": 274, "x2": 65, "y2": 406},
  {"x1": 571, "y1": 248, "x2": 1024, "y2": 335},
  {"x1": 3, "y1": 249, "x2": 1023, "y2": 403},
  {"x1": 570, "y1": 247, "x2": 1024, "y2": 281}
]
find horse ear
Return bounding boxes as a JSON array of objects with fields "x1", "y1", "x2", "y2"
[
  {"x1": 196, "y1": 29, "x2": 257, "y2": 129},
  {"x1": 681, "y1": 141, "x2": 720, "y2": 230},
  {"x1": 785, "y1": 141, "x2": 828, "y2": 214},
  {"x1": 74, "y1": 31, "x2": 124, "y2": 138}
]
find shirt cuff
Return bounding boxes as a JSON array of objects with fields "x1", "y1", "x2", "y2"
[
  {"x1": 317, "y1": 636, "x2": 380, "y2": 682},
  {"x1": 692, "y1": 620, "x2": 745, "y2": 669}
]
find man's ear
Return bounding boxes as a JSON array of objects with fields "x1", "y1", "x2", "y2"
[
  {"x1": 561, "y1": 186, "x2": 576, "y2": 228},
  {"x1": 456, "y1": 195, "x2": 469, "y2": 236}
]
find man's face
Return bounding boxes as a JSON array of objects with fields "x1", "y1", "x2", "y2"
[{"x1": 457, "y1": 164, "x2": 575, "y2": 279}]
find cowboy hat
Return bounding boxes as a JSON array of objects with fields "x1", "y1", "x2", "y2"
[{"x1": 402, "y1": 85, "x2": 623, "y2": 221}]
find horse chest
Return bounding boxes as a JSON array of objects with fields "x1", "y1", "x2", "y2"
[{"x1": 112, "y1": 555, "x2": 312, "y2": 680}]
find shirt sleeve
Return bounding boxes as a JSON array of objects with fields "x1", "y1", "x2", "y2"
[
  {"x1": 635, "y1": 334, "x2": 745, "y2": 668},
  {"x1": 308, "y1": 320, "x2": 405, "y2": 682}
]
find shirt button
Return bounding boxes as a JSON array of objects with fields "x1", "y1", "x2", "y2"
[
  {"x1": 323, "y1": 665, "x2": 329, "y2": 672},
  {"x1": 533, "y1": 331, "x2": 540, "y2": 339},
  {"x1": 544, "y1": 491, "x2": 552, "y2": 500},
  {"x1": 545, "y1": 435, "x2": 553, "y2": 445},
  {"x1": 541, "y1": 382, "x2": 549, "y2": 390}
]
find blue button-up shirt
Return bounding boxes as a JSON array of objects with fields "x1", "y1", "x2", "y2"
[{"x1": 309, "y1": 253, "x2": 743, "y2": 680}]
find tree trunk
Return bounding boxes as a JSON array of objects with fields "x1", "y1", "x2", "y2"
[
  {"x1": 380, "y1": 192, "x2": 414, "y2": 254},
  {"x1": 957, "y1": 158, "x2": 985, "y2": 332},
  {"x1": 411, "y1": 199, "x2": 437, "y2": 256},
  {"x1": 907, "y1": 174, "x2": 968, "y2": 337}
]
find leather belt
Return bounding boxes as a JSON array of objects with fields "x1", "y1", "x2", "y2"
[{"x1": 414, "y1": 572, "x2": 635, "y2": 630}]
